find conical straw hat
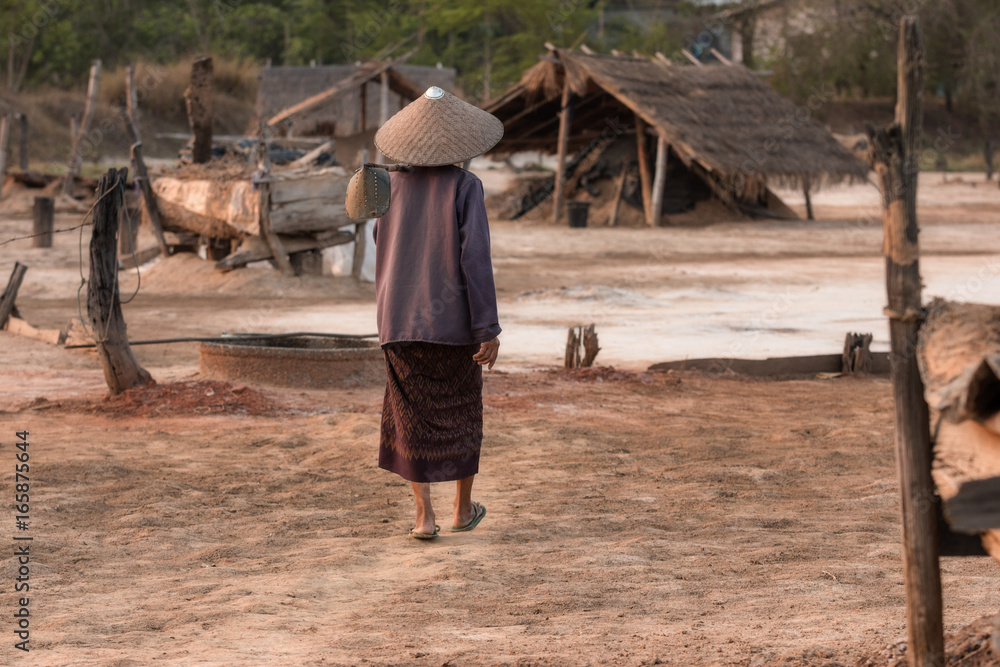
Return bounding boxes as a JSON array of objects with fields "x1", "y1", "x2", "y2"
[{"x1": 374, "y1": 86, "x2": 503, "y2": 167}]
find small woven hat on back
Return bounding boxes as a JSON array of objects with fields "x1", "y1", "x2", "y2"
[{"x1": 374, "y1": 86, "x2": 503, "y2": 167}]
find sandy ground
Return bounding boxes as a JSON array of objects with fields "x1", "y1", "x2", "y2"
[{"x1": 0, "y1": 171, "x2": 999, "y2": 665}]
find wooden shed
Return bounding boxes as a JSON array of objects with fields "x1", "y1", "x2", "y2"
[{"x1": 484, "y1": 48, "x2": 868, "y2": 224}]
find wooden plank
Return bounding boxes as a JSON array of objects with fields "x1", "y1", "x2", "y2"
[
  {"x1": 185, "y1": 56, "x2": 214, "y2": 164},
  {"x1": 351, "y1": 222, "x2": 367, "y2": 281},
  {"x1": 288, "y1": 140, "x2": 335, "y2": 168},
  {"x1": 552, "y1": 77, "x2": 573, "y2": 224},
  {"x1": 649, "y1": 135, "x2": 668, "y2": 226},
  {"x1": 87, "y1": 168, "x2": 153, "y2": 394},
  {"x1": 648, "y1": 353, "x2": 891, "y2": 377},
  {"x1": 3, "y1": 315, "x2": 65, "y2": 345},
  {"x1": 867, "y1": 17, "x2": 942, "y2": 667},
  {"x1": 268, "y1": 61, "x2": 388, "y2": 129},
  {"x1": 64, "y1": 60, "x2": 101, "y2": 196},
  {"x1": 0, "y1": 262, "x2": 27, "y2": 329},
  {"x1": 608, "y1": 162, "x2": 628, "y2": 227},
  {"x1": 215, "y1": 230, "x2": 354, "y2": 270},
  {"x1": 635, "y1": 115, "x2": 653, "y2": 223}
]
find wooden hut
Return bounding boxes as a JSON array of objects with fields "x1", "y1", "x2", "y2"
[
  {"x1": 484, "y1": 48, "x2": 867, "y2": 224},
  {"x1": 259, "y1": 60, "x2": 456, "y2": 162}
]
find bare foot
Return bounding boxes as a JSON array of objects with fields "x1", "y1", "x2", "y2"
[{"x1": 452, "y1": 500, "x2": 486, "y2": 531}]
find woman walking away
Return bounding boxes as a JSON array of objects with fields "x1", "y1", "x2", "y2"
[{"x1": 372, "y1": 86, "x2": 503, "y2": 540}]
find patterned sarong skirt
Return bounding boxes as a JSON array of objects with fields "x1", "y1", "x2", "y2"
[{"x1": 379, "y1": 342, "x2": 483, "y2": 483}]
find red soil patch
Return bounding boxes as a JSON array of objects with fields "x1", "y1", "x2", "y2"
[{"x1": 85, "y1": 380, "x2": 284, "y2": 418}]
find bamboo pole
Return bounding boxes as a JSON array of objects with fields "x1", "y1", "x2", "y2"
[
  {"x1": 649, "y1": 135, "x2": 668, "y2": 226},
  {"x1": 635, "y1": 115, "x2": 653, "y2": 225},
  {"x1": 867, "y1": 16, "x2": 943, "y2": 667},
  {"x1": 552, "y1": 77, "x2": 573, "y2": 224},
  {"x1": 64, "y1": 60, "x2": 101, "y2": 196}
]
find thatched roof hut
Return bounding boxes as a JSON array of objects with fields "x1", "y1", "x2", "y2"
[{"x1": 485, "y1": 49, "x2": 866, "y2": 223}]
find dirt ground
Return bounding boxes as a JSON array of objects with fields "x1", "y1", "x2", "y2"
[{"x1": 1, "y1": 171, "x2": 999, "y2": 665}]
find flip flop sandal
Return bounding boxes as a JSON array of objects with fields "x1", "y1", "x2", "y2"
[
  {"x1": 409, "y1": 525, "x2": 440, "y2": 540},
  {"x1": 451, "y1": 502, "x2": 486, "y2": 532}
]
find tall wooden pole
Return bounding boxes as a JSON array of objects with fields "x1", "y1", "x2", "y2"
[
  {"x1": 635, "y1": 115, "x2": 653, "y2": 225},
  {"x1": 649, "y1": 135, "x2": 668, "y2": 227},
  {"x1": 375, "y1": 69, "x2": 390, "y2": 163},
  {"x1": 64, "y1": 60, "x2": 101, "y2": 196},
  {"x1": 0, "y1": 112, "x2": 12, "y2": 192},
  {"x1": 17, "y1": 113, "x2": 27, "y2": 170},
  {"x1": 256, "y1": 120, "x2": 295, "y2": 277},
  {"x1": 122, "y1": 78, "x2": 170, "y2": 257},
  {"x1": 552, "y1": 77, "x2": 573, "y2": 224},
  {"x1": 185, "y1": 56, "x2": 214, "y2": 164},
  {"x1": 867, "y1": 17, "x2": 943, "y2": 667},
  {"x1": 87, "y1": 168, "x2": 153, "y2": 394}
]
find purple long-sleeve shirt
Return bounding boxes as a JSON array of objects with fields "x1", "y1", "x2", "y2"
[{"x1": 373, "y1": 165, "x2": 502, "y2": 347}]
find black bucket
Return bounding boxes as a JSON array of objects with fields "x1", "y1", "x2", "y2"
[{"x1": 567, "y1": 201, "x2": 590, "y2": 228}]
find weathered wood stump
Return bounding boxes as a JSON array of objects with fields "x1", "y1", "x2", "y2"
[
  {"x1": 564, "y1": 324, "x2": 600, "y2": 369},
  {"x1": 87, "y1": 168, "x2": 153, "y2": 394},
  {"x1": 842, "y1": 332, "x2": 872, "y2": 375}
]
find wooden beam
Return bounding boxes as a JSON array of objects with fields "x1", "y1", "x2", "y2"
[
  {"x1": 352, "y1": 222, "x2": 367, "y2": 281},
  {"x1": 185, "y1": 56, "x2": 214, "y2": 164},
  {"x1": 552, "y1": 77, "x2": 574, "y2": 224},
  {"x1": 710, "y1": 48, "x2": 733, "y2": 65},
  {"x1": 0, "y1": 262, "x2": 27, "y2": 329},
  {"x1": 0, "y1": 111, "x2": 12, "y2": 191},
  {"x1": 359, "y1": 82, "x2": 367, "y2": 133},
  {"x1": 635, "y1": 115, "x2": 653, "y2": 223},
  {"x1": 655, "y1": 51, "x2": 673, "y2": 66},
  {"x1": 256, "y1": 122, "x2": 295, "y2": 277},
  {"x1": 126, "y1": 63, "x2": 138, "y2": 124},
  {"x1": 17, "y1": 112, "x2": 27, "y2": 170},
  {"x1": 87, "y1": 168, "x2": 153, "y2": 394},
  {"x1": 649, "y1": 135, "x2": 668, "y2": 226},
  {"x1": 681, "y1": 49, "x2": 702, "y2": 66},
  {"x1": 64, "y1": 60, "x2": 101, "y2": 196},
  {"x1": 608, "y1": 162, "x2": 628, "y2": 227},
  {"x1": 803, "y1": 176, "x2": 814, "y2": 220},
  {"x1": 867, "y1": 16, "x2": 943, "y2": 667},
  {"x1": 376, "y1": 69, "x2": 390, "y2": 163},
  {"x1": 123, "y1": 110, "x2": 171, "y2": 257},
  {"x1": 266, "y1": 49, "x2": 416, "y2": 129}
]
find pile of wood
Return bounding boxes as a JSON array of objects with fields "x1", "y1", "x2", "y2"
[
  {"x1": 150, "y1": 159, "x2": 361, "y2": 273},
  {"x1": 918, "y1": 298, "x2": 1000, "y2": 562}
]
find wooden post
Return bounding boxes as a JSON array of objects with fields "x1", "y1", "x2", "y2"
[
  {"x1": 126, "y1": 63, "x2": 138, "y2": 124},
  {"x1": 552, "y1": 77, "x2": 573, "y2": 224},
  {"x1": 803, "y1": 176, "x2": 814, "y2": 220},
  {"x1": 122, "y1": 95, "x2": 170, "y2": 257},
  {"x1": 185, "y1": 56, "x2": 214, "y2": 164},
  {"x1": 359, "y1": 82, "x2": 367, "y2": 133},
  {"x1": 32, "y1": 196, "x2": 54, "y2": 249},
  {"x1": 17, "y1": 113, "x2": 27, "y2": 170},
  {"x1": 87, "y1": 168, "x2": 153, "y2": 394},
  {"x1": 649, "y1": 135, "x2": 668, "y2": 226},
  {"x1": 0, "y1": 112, "x2": 12, "y2": 192},
  {"x1": 64, "y1": 60, "x2": 101, "y2": 196},
  {"x1": 635, "y1": 115, "x2": 653, "y2": 224},
  {"x1": 256, "y1": 122, "x2": 295, "y2": 277},
  {"x1": 375, "y1": 70, "x2": 390, "y2": 163},
  {"x1": 866, "y1": 17, "x2": 943, "y2": 667},
  {"x1": 0, "y1": 262, "x2": 27, "y2": 330},
  {"x1": 608, "y1": 163, "x2": 628, "y2": 227},
  {"x1": 352, "y1": 221, "x2": 367, "y2": 281}
]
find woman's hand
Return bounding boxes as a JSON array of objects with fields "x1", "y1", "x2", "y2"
[{"x1": 473, "y1": 338, "x2": 500, "y2": 370}]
